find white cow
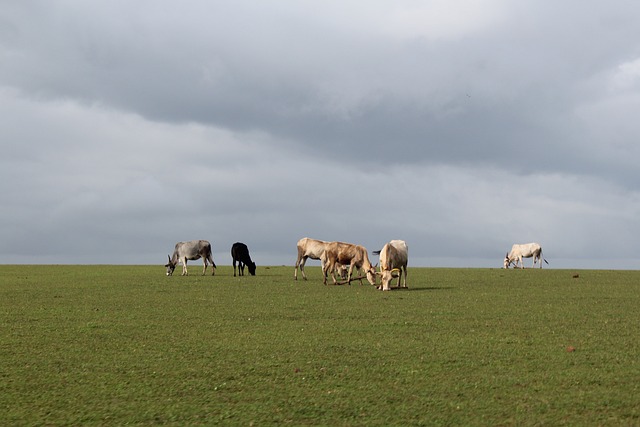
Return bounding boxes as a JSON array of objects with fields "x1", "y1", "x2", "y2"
[
  {"x1": 504, "y1": 242, "x2": 548, "y2": 269},
  {"x1": 294, "y1": 237, "x2": 347, "y2": 280},
  {"x1": 374, "y1": 240, "x2": 408, "y2": 291}
]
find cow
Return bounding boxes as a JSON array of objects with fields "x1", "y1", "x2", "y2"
[
  {"x1": 294, "y1": 237, "x2": 349, "y2": 280},
  {"x1": 231, "y1": 242, "x2": 256, "y2": 276},
  {"x1": 321, "y1": 241, "x2": 377, "y2": 286},
  {"x1": 373, "y1": 240, "x2": 408, "y2": 291},
  {"x1": 165, "y1": 240, "x2": 216, "y2": 276},
  {"x1": 503, "y1": 242, "x2": 548, "y2": 269},
  {"x1": 294, "y1": 237, "x2": 329, "y2": 280}
]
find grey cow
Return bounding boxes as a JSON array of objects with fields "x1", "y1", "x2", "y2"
[{"x1": 165, "y1": 240, "x2": 217, "y2": 276}]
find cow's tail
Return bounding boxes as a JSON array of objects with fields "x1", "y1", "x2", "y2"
[{"x1": 205, "y1": 243, "x2": 216, "y2": 268}]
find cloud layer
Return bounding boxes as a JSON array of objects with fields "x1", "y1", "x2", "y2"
[{"x1": 2, "y1": 1, "x2": 640, "y2": 268}]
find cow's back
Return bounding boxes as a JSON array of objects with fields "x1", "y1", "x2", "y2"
[
  {"x1": 323, "y1": 241, "x2": 347, "y2": 264},
  {"x1": 389, "y1": 240, "x2": 408, "y2": 264},
  {"x1": 381, "y1": 241, "x2": 407, "y2": 268},
  {"x1": 231, "y1": 242, "x2": 249, "y2": 259},
  {"x1": 299, "y1": 238, "x2": 328, "y2": 259},
  {"x1": 177, "y1": 240, "x2": 211, "y2": 259},
  {"x1": 510, "y1": 242, "x2": 540, "y2": 258}
]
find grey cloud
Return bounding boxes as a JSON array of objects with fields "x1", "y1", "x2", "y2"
[{"x1": 2, "y1": 1, "x2": 640, "y2": 268}]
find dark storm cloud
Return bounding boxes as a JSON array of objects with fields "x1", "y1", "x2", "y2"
[{"x1": 4, "y1": 2, "x2": 636, "y2": 176}]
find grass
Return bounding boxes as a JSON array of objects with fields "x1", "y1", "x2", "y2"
[{"x1": 1, "y1": 265, "x2": 639, "y2": 425}]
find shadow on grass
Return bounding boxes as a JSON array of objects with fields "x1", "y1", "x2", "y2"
[{"x1": 384, "y1": 286, "x2": 455, "y2": 292}]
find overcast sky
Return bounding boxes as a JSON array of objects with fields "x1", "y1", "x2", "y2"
[{"x1": 2, "y1": 1, "x2": 640, "y2": 269}]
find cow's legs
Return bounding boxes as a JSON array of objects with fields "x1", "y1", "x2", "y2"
[
  {"x1": 298, "y1": 257, "x2": 308, "y2": 280},
  {"x1": 345, "y1": 263, "x2": 356, "y2": 285},
  {"x1": 208, "y1": 255, "x2": 216, "y2": 275},
  {"x1": 536, "y1": 252, "x2": 542, "y2": 269},
  {"x1": 322, "y1": 260, "x2": 331, "y2": 285},
  {"x1": 181, "y1": 258, "x2": 188, "y2": 275},
  {"x1": 354, "y1": 266, "x2": 364, "y2": 285},
  {"x1": 399, "y1": 267, "x2": 407, "y2": 288},
  {"x1": 331, "y1": 262, "x2": 342, "y2": 284},
  {"x1": 202, "y1": 258, "x2": 207, "y2": 275},
  {"x1": 325, "y1": 258, "x2": 340, "y2": 285}
]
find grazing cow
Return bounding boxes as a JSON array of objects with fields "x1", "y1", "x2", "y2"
[
  {"x1": 294, "y1": 237, "x2": 329, "y2": 280},
  {"x1": 165, "y1": 240, "x2": 216, "y2": 276},
  {"x1": 231, "y1": 242, "x2": 256, "y2": 276},
  {"x1": 374, "y1": 240, "x2": 408, "y2": 291},
  {"x1": 504, "y1": 242, "x2": 548, "y2": 269},
  {"x1": 321, "y1": 241, "x2": 377, "y2": 285},
  {"x1": 294, "y1": 237, "x2": 349, "y2": 280}
]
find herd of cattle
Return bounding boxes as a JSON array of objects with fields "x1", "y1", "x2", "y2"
[{"x1": 165, "y1": 238, "x2": 548, "y2": 291}]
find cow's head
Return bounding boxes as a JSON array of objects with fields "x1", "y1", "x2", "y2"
[
  {"x1": 165, "y1": 255, "x2": 176, "y2": 276},
  {"x1": 364, "y1": 264, "x2": 377, "y2": 286},
  {"x1": 503, "y1": 253, "x2": 512, "y2": 269},
  {"x1": 379, "y1": 268, "x2": 401, "y2": 291},
  {"x1": 248, "y1": 261, "x2": 257, "y2": 276}
]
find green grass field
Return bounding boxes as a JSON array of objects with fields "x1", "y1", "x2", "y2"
[{"x1": 1, "y1": 265, "x2": 639, "y2": 425}]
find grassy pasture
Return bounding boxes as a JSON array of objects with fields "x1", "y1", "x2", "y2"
[{"x1": 1, "y1": 265, "x2": 640, "y2": 426}]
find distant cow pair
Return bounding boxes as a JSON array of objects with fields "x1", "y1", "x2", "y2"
[{"x1": 164, "y1": 240, "x2": 255, "y2": 276}]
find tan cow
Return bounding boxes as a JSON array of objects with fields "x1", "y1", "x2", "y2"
[
  {"x1": 294, "y1": 237, "x2": 331, "y2": 280},
  {"x1": 294, "y1": 237, "x2": 347, "y2": 280},
  {"x1": 321, "y1": 241, "x2": 377, "y2": 285}
]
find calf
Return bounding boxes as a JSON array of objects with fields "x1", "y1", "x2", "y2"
[{"x1": 231, "y1": 242, "x2": 256, "y2": 276}]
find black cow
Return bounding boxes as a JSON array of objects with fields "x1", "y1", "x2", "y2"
[{"x1": 231, "y1": 242, "x2": 256, "y2": 276}]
